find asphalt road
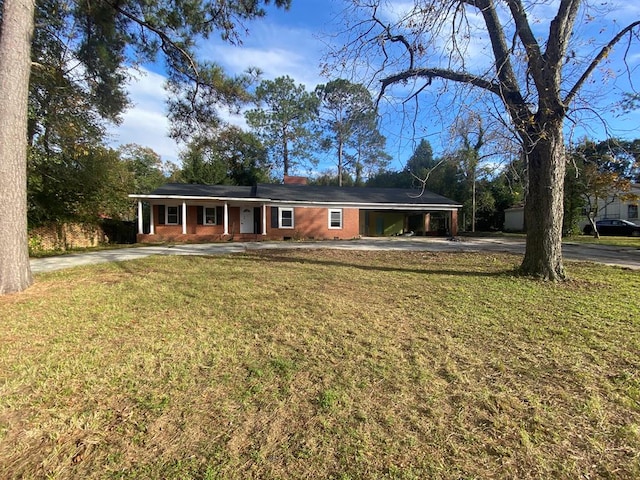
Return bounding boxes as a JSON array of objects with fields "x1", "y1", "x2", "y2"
[{"x1": 30, "y1": 237, "x2": 640, "y2": 274}]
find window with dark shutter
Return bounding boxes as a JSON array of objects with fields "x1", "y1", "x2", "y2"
[
  {"x1": 271, "y1": 207, "x2": 278, "y2": 228},
  {"x1": 166, "y1": 206, "x2": 179, "y2": 224},
  {"x1": 204, "y1": 207, "x2": 216, "y2": 225},
  {"x1": 280, "y1": 208, "x2": 294, "y2": 228},
  {"x1": 157, "y1": 205, "x2": 165, "y2": 225},
  {"x1": 197, "y1": 206, "x2": 204, "y2": 225},
  {"x1": 254, "y1": 207, "x2": 261, "y2": 233},
  {"x1": 216, "y1": 206, "x2": 224, "y2": 225}
]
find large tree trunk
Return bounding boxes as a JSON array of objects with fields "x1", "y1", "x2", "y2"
[
  {"x1": 0, "y1": 0, "x2": 35, "y2": 294},
  {"x1": 519, "y1": 120, "x2": 567, "y2": 281},
  {"x1": 282, "y1": 127, "x2": 289, "y2": 177},
  {"x1": 337, "y1": 139, "x2": 344, "y2": 187}
]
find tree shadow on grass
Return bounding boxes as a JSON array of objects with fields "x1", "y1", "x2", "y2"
[
  {"x1": 232, "y1": 250, "x2": 519, "y2": 279},
  {"x1": 106, "y1": 248, "x2": 520, "y2": 280}
]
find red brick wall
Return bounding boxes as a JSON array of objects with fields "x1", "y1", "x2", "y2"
[
  {"x1": 150, "y1": 200, "x2": 184, "y2": 237},
  {"x1": 283, "y1": 175, "x2": 308, "y2": 185},
  {"x1": 143, "y1": 204, "x2": 458, "y2": 242},
  {"x1": 267, "y1": 207, "x2": 360, "y2": 240},
  {"x1": 29, "y1": 223, "x2": 106, "y2": 252},
  {"x1": 152, "y1": 205, "x2": 241, "y2": 236},
  {"x1": 140, "y1": 204, "x2": 259, "y2": 243},
  {"x1": 450, "y1": 210, "x2": 458, "y2": 236},
  {"x1": 146, "y1": 204, "x2": 363, "y2": 242}
]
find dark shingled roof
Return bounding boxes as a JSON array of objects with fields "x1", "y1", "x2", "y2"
[
  {"x1": 142, "y1": 183, "x2": 460, "y2": 207},
  {"x1": 147, "y1": 183, "x2": 255, "y2": 198},
  {"x1": 256, "y1": 183, "x2": 459, "y2": 206}
]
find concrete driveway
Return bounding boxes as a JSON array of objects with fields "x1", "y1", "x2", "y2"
[{"x1": 30, "y1": 236, "x2": 640, "y2": 274}]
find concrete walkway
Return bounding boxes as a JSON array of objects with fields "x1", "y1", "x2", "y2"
[{"x1": 30, "y1": 237, "x2": 640, "y2": 274}]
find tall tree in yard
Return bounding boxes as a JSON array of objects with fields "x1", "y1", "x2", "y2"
[
  {"x1": 180, "y1": 127, "x2": 271, "y2": 185},
  {"x1": 315, "y1": 79, "x2": 385, "y2": 187},
  {"x1": 0, "y1": 0, "x2": 291, "y2": 295},
  {"x1": 405, "y1": 139, "x2": 435, "y2": 179},
  {"x1": 448, "y1": 114, "x2": 498, "y2": 233},
  {"x1": 349, "y1": 112, "x2": 391, "y2": 185},
  {"x1": 0, "y1": 0, "x2": 36, "y2": 294},
  {"x1": 118, "y1": 144, "x2": 168, "y2": 195},
  {"x1": 334, "y1": 0, "x2": 640, "y2": 280},
  {"x1": 245, "y1": 76, "x2": 319, "y2": 179}
]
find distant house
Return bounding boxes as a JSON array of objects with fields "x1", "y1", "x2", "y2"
[
  {"x1": 581, "y1": 183, "x2": 640, "y2": 229},
  {"x1": 130, "y1": 177, "x2": 462, "y2": 243},
  {"x1": 503, "y1": 183, "x2": 640, "y2": 232},
  {"x1": 503, "y1": 204, "x2": 525, "y2": 232}
]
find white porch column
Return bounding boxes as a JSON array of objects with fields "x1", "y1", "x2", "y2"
[
  {"x1": 150, "y1": 204, "x2": 155, "y2": 235},
  {"x1": 224, "y1": 202, "x2": 229, "y2": 235},
  {"x1": 137, "y1": 201, "x2": 143, "y2": 234},
  {"x1": 262, "y1": 204, "x2": 267, "y2": 235},
  {"x1": 182, "y1": 201, "x2": 187, "y2": 235}
]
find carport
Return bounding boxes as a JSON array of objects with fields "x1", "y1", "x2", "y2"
[{"x1": 360, "y1": 209, "x2": 458, "y2": 237}]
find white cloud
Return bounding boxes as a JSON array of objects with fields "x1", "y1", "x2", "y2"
[
  {"x1": 215, "y1": 45, "x2": 314, "y2": 83},
  {"x1": 376, "y1": 2, "x2": 417, "y2": 22},
  {"x1": 107, "y1": 68, "x2": 182, "y2": 164},
  {"x1": 107, "y1": 2, "x2": 637, "y2": 175},
  {"x1": 107, "y1": 14, "x2": 331, "y2": 169},
  {"x1": 125, "y1": 68, "x2": 167, "y2": 109},
  {"x1": 204, "y1": 19, "x2": 328, "y2": 90}
]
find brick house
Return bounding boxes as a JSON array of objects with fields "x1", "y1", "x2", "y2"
[{"x1": 130, "y1": 178, "x2": 462, "y2": 243}]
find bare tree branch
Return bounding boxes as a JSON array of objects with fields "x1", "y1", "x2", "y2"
[
  {"x1": 465, "y1": 0, "x2": 522, "y2": 94},
  {"x1": 407, "y1": 156, "x2": 448, "y2": 198},
  {"x1": 371, "y1": 5, "x2": 414, "y2": 70},
  {"x1": 501, "y1": 0, "x2": 543, "y2": 73},
  {"x1": 379, "y1": 67, "x2": 500, "y2": 102},
  {"x1": 102, "y1": 0, "x2": 200, "y2": 82},
  {"x1": 564, "y1": 20, "x2": 640, "y2": 108}
]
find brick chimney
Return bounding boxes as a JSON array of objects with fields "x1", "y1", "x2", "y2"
[{"x1": 283, "y1": 175, "x2": 308, "y2": 185}]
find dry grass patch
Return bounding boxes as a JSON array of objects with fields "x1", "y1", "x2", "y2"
[{"x1": 1, "y1": 250, "x2": 639, "y2": 479}]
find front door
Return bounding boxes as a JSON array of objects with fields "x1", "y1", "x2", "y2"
[{"x1": 240, "y1": 207, "x2": 254, "y2": 234}]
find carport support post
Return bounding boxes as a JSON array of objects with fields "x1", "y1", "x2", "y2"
[
  {"x1": 150, "y1": 204, "x2": 155, "y2": 235},
  {"x1": 450, "y1": 210, "x2": 458, "y2": 236},
  {"x1": 137, "y1": 201, "x2": 143, "y2": 235},
  {"x1": 424, "y1": 213, "x2": 431, "y2": 234}
]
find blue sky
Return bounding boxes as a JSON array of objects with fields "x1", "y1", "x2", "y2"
[
  {"x1": 108, "y1": 0, "x2": 640, "y2": 175},
  {"x1": 108, "y1": 0, "x2": 340, "y2": 170}
]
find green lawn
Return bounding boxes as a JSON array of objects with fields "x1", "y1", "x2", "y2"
[
  {"x1": 1, "y1": 250, "x2": 639, "y2": 479},
  {"x1": 462, "y1": 231, "x2": 640, "y2": 249},
  {"x1": 563, "y1": 235, "x2": 640, "y2": 249}
]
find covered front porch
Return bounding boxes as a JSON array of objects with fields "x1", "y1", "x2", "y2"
[{"x1": 134, "y1": 200, "x2": 268, "y2": 243}]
